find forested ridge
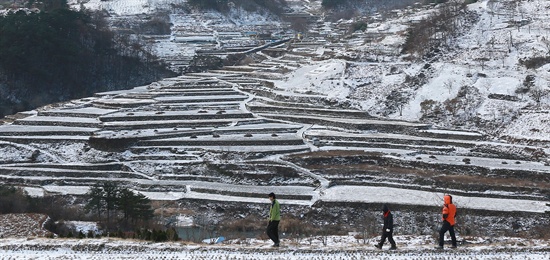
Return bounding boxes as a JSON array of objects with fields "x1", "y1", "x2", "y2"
[{"x1": 0, "y1": 2, "x2": 175, "y2": 118}]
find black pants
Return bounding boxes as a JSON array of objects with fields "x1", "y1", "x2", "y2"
[
  {"x1": 266, "y1": 220, "x2": 280, "y2": 244},
  {"x1": 379, "y1": 230, "x2": 396, "y2": 247},
  {"x1": 439, "y1": 221, "x2": 457, "y2": 247}
]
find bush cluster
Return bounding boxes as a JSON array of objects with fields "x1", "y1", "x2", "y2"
[
  {"x1": 52, "y1": 223, "x2": 179, "y2": 242},
  {"x1": 321, "y1": 0, "x2": 366, "y2": 9},
  {"x1": 520, "y1": 56, "x2": 550, "y2": 69},
  {"x1": 349, "y1": 21, "x2": 368, "y2": 33},
  {"x1": 185, "y1": 55, "x2": 223, "y2": 73},
  {"x1": 401, "y1": 0, "x2": 470, "y2": 58},
  {"x1": 85, "y1": 182, "x2": 155, "y2": 232},
  {"x1": 0, "y1": 184, "x2": 181, "y2": 241}
]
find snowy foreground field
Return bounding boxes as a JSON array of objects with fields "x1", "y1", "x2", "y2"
[{"x1": 0, "y1": 236, "x2": 549, "y2": 260}]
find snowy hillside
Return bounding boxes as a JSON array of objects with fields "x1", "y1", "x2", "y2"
[
  {"x1": 0, "y1": 0, "x2": 549, "y2": 258},
  {"x1": 274, "y1": 0, "x2": 550, "y2": 143}
]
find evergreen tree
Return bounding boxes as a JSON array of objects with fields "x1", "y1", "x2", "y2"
[
  {"x1": 0, "y1": 185, "x2": 29, "y2": 213},
  {"x1": 85, "y1": 183, "x2": 106, "y2": 220},
  {"x1": 85, "y1": 182, "x2": 154, "y2": 231},
  {"x1": 116, "y1": 188, "x2": 154, "y2": 227},
  {"x1": 85, "y1": 182, "x2": 120, "y2": 230},
  {"x1": 102, "y1": 182, "x2": 120, "y2": 230}
]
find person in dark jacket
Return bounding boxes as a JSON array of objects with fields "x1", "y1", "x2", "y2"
[
  {"x1": 266, "y1": 192, "x2": 280, "y2": 247},
  {"x1": 375, "y1": 204, "x2": 397, "y2": 250},
  {"x1": 437, "y1": 194, "x2": 457, "y2": 249}
]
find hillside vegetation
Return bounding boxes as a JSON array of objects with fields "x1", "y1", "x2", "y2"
[
  {"x1": 0, "y1": 2, "x2": 174, "y2": 118},
  {"x1": 0, "y1": 1, "x2": 549, "y2": 258}
]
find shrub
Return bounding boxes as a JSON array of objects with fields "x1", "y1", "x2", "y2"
[
  {"x1": 221, "y1": 216, "x2": 261, "y2": 233},
  {"x1": 224, "y1": 53, "x2": 248, "y2": 66},
  {"x1": 322, "y1": 0, "x2": 360, "y2": 8},
  {"x1": 280, "y1": 217, "x2": 317, "y2": 243},
  {"x1": 151, "y1": 229, "x2": 168, "y2": 242},
  {"x1": 349, "y1": 21, "x2": 368, "y2": 33},
  {"x1": 0, "y1": 185, "x2": 29, "y2": 214},
  {"x1": 520, "y1": 56, "x2": 550, "y2": 69},
  {"x1": 187, "y1": 0, "x2": 229, "y2": 12},
  {"x1": 166, "y1": 227, "x2": 179, "y2": 241},
  {"x1": 139, "y1": 15, "x2": 171, "y2": 35},
  {"x1": 185, "y1": 55, "x2": 223, "y2": 73}
]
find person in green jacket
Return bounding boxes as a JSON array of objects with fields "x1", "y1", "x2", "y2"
[{"x1": 267, "y1": 192, "x2": 280, "y2": 247}]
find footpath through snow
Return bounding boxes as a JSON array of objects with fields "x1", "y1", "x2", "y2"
[{"x1": 0, "y1": 236, "x2": 548, "y2": 259}]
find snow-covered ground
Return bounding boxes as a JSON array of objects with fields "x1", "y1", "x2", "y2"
[
  {"x1": 1, "y1": 0, "x2": 550, "y2": 258},
  {"x1": 0, "y1": 236, "x2": 548, "y2": 259},
  {"x1": 20, "y1": 183, "x2": 550, "y2": 213}
]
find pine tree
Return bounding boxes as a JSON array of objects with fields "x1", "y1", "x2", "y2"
[{"x1": 85, "y1": 183, "x2": 106, "y2": 220}]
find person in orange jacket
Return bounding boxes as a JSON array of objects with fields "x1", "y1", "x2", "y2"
[{"x1": 437, "y1": 194, "x2": 457, "y2": 249}]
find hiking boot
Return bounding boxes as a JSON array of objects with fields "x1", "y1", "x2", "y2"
[
  {"x1": 435, "y1": 246, "x2": 444, "y2": 250},
  {"x1": 390, "y1": 245, "x2": 397, "y2": 250},
  {"x1": 374, "y1": 244, "x2": 382, "y2": 249},
  {"x1": 272, "y1": 243, "x2": 280, "y2": 247}
]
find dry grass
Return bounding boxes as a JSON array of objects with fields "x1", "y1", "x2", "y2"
[
  {"x1": 435, "y1": 174, "x2": 550, "y2": 189},
  {"x1": 0, "y1": 213, "x2": 53, "y2": 238},
  {"x1": 288, "y1": 150, "x2": 550, "y2": 194},
  {"x1": 220, "y1": 215, "x2": 262, "y2": 233},
  {"x1": 288, "y1": 150, "x2": 383, "y2": 158}
]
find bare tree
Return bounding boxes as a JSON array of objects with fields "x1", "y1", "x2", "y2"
[
  {"x1": 475, "y1": 57, "x2": 490, "y2": 70},
  {"x1": 540, "y1": 36, "x2": 550, "y2": 54},
  {"x1": 284, "y1": 16, "x2": 309, "y2": 35},
  {"x1": 443, "y1": 79, "x2": 455, "y2": 94},
  {"x1": 528, "y1": 86, "x2": 550, "y2": 105}
]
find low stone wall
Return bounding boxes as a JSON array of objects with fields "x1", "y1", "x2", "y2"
[
  {"x1": 191, "y1": 187, "x2": 313, "y2": 201},
  {"x1": 416, "y1": 130, "x2": 484, "y2": 141},
  {"x1": 140, "y1": 138, "x2": 305, "y2": 147},
  {"x1": 266, "y1": 114, "x2": 429, "y2": 132},
  {"x1": 322, "y1": 137, "x2": 475, "y2": 149},
  {"x1": 1, "y1": 168, "x2": 143, "y2": 179},
  {"x1": 246, "y1": 103, "x2": 373, "y2": 119},
  {"x1": 99, "y1": 112, "x2": 254, "y2": 122},
  {"x1": 13, "y1": 119, "x2": 100, "y2": 128},
  {"x1": 326, "y1": 140, "x2": 458, "y2": 152}
]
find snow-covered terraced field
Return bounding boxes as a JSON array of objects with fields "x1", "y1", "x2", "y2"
[
  {"x1": 1, "y1": 1, "x2": 550, "y2": 254},
  {"x1": 0, "y1": 42, "x2": 548, "y2": 216}
]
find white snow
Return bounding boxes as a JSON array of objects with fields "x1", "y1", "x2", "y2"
[
  {"x1": 2, "y1": 0, "x2": 550, "y2": 258},
  {"x1": 323, "y1": 186, "x2": 549, "y2": 213},
  {"x1": 0, "y1": 236, "x2": 548, "y2": 259}
]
